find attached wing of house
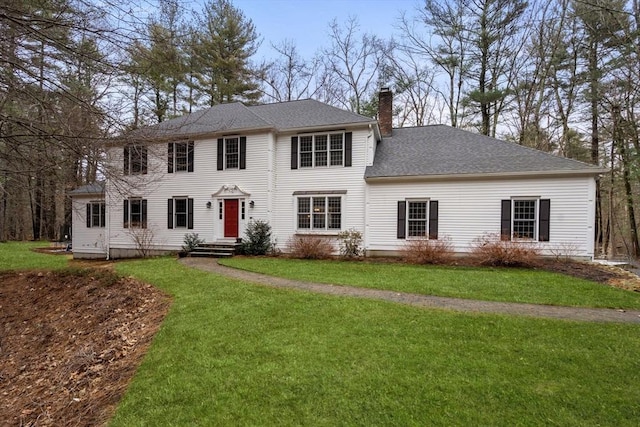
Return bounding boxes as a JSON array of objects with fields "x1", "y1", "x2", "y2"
[{"x1": 70, "y1": 91, "x2": 605, "y2": 260}]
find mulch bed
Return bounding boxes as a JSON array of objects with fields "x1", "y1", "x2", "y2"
[{"x1": 0, "y1": 269, "x2": 171, "y2": 426}]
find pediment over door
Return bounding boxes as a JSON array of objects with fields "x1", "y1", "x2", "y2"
[{"x1": 212, "y1": 185, "x2": 251, "y2": 198}]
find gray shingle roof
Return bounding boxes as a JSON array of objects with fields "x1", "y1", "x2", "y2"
[
  {"x1": 134, "y1": 99, "x2": 374, "y2": 139},
  {"x1": 136, "y1": 103, "x2": 271, "y2": 138},
  {"x1": 249, "y1": 99, "x2": 374, "y2": 130},
  {"x1": 365, "y1": 125, "x2": 605, "y2": 179},
  {"x1": 69, "y1": 182, "x2": 105, "y2": 196}
]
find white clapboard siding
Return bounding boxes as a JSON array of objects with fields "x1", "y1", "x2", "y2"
[
  {"x1": 71, "y1": 196, "x2": 107, "y2": 257},
  {"x1": 106, "y1": 132, "x2": 272, "y2": 251},
  {"x1": 366, "y1": 176, "x2": 596, "y2": 257},
  {"x1": 271, "y1": 127, "x2": 372, "y2": 251}
]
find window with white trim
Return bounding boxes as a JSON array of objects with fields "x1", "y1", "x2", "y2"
[
  {"x1": 168, "y1": 141, "x2": 194, "y2": 173},
  {"x1": 168, "y1": 197, "x2": 194, "y2": 229},
  {"x1": 407, "y1": 201, "x2": 428, "y2": 237},
  {"x1": 86, "y1": 202, "x2": 105, "y2": 228},
  {"x1": 501, "y1": 198, "x2": 550, "y2": 242},
  {"x1": 298, "y1": 132, "x2": 344, "y2": 168},
  {"x1": 124, "y1": 145, "x2": 147, "y2": 175},
  {"x1": 225, "y1": 137, "x2": 239, "y2": 169},
  {"x1": 512, "y1": 199, "x2": 537, "y2": 240},
  {"x1": 124, "y1": 198, "x2": 147, "y2": 229},
  {"x1": 397, "y1": 200, "x2": 438, "y2": 240},
  {"x1": 297, "y1": 196, "x2": 342, "y2": 231}
]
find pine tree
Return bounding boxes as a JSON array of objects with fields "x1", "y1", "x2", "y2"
[{"x1": 193, "y1": 0, "x2": 260, "y2": 105}]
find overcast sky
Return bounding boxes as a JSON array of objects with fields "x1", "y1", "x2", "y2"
[{"x1": 232, "y1": 0, "x2": 419, "y2": 60}]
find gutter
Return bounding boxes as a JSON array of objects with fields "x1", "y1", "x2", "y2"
[
  {"x1": 364, "y1": 168, "x2": 609, "y2": 183},
  {"x1": 279, "y1": 121, "x2": 378, "y2": 135}
]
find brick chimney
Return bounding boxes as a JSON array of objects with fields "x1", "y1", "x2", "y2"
[{"x1": 378, "y1": 87, "x2": 393, "y2": 137}]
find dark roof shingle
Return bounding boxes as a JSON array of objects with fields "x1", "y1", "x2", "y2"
[
  {"x1": 365, "y1": 125, "x2": 605, "y2": 178},
  {"x1": 69, "y1": 182, "x2": 105, "y2": 196},
  {"x1": 249, "y1": 99, "x2": 374, "y2": 130},
  {"x1": 134, "y1": 99, "x2": 374, "y2": 139}
]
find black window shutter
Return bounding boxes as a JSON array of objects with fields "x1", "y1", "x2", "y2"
[
  {"x1": 140, "y1": 147, "x2": 148, "y2": 174},
  {"x1": 429, "y1": 200, "x2": 439, "y2": 240},
  {"x1": 539, "y1": 199, "x2": 550, "y2": 242},
  {"x1": 291, "y1": 136, "x2": 298, "y2": 169},
  {"x1": 141, "y1": 199, "x2": 148, "y2": 229},
  {"x1": 100, "y1": 203, "x2": 105, "y2": 227},
  {"x1": 216, "y1": 138, "x2": 224, "y2": 170},
  {"x1": 239, "y1": 136, "x2": 247, "y2": 169},
  {"x1": 501, "y1": 200, "x2": 511, "y2": 241},
  {"x1": 168, "y1": 143, "x2": 174, "y2": 173},
  {"x1": 344, "y1": 132, "x2": 352, "y2": 167},
  {"x1": 86, "y1": 204, "x2": 91, "y2": 228},
  {"x1": 188, "y1": 198, "x2": 194, "y2": 229},
  {"x1": 167, "y1": 199, "x2": 174, "y2": 229},
  {"x1": 141, "y1": 147, "x2": 148, "y2": 174},
  {"x1": 397, "y1": 201, "x2": 406, "y2": 239},
  {"x1": 123, "y1": 200, "x2": 129, "y2": 228},
  {"x1": 188, "y1": 141, "x2": 194, "y2": 172},
  {"x1": 124, "y1": 146, "x2": 130, "y2": 174}
]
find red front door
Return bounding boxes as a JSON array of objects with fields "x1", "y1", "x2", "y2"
[{"x1": 224, "y1": 199, "x2": 239, "y2": 238}]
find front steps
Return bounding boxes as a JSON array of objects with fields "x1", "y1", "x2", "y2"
[{"x1": 188, "y1": 241, "x2": 241, "y2": 258}]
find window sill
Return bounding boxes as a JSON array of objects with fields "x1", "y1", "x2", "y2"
[{"x1": 295, "y1": 230, "x2": 341, "y2": 237}]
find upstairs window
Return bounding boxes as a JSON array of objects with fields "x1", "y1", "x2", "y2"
[
  {"x1": 86, "y1": 202, "x2": 105, "y2": 228},
  {"x1": 124, "y1": 145, "x2": 147, "y2": 175},
  {"x1": 291, "y1": 132, "x2": 352, "y2": 169},
  {"x1": 226, "y1": 137, "x2": 239, "y2": 169},
  {"x1": 168, "y1": 141, "x2": 194, "y2": 173},
  {"x1": 217, "y1": 136, "x2": 246, "y2": 170}
]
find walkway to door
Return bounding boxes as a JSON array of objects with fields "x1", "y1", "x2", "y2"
[{"x1": 180, "y1": 258, "x2": 640, "y2": 324}]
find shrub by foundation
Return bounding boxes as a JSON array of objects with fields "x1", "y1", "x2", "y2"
[
  {"x1": 471, "y1": 233, "x2": 541, "y2": 267},
  {"x1": 402, "y1": 237, "x2": 454, "y2": 265},
  {"x1": 286, "y1": 235, "x2": 334, "y2": 259}
]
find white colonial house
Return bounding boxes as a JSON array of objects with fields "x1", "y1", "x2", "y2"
[{"x1": 70, "y1": 89, "x2": 605, "y2": 259}]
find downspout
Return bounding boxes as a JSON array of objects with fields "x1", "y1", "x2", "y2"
[{"x1": 105, "y1": 187, "x2": 110, "y2": 260}]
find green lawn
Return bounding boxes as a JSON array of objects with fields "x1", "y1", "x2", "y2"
[
  {"x1": 2, "y1": 244, "x2": 639, "y2": 425},
  {"x1": 110, "y1": 257, "x2": 640, "y2": 426},
  {"x1": 0, "y1": 241, "x2": 69, "y2": 270},
  {"x1": 220, "y1": 257, "x2": 640, "y2": 310}
]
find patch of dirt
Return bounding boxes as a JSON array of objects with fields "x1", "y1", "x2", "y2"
[
  {"x1": 0, "y1": 269, "x2": 171, "y2": 427},
  {"x1": 537, "y1": 259, "x2": 640, "y2": 292}
]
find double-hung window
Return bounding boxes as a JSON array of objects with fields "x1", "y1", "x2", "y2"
[
  {"x1": 168, "y1": 197, "x2": 194, "y2": 229},
  {"x1": 397, "y1": 199, "x2": 439, "y2": 239},
  {"x1": 291, "y1": 132, "x2": 352, "y2": 169},
  {"x1": 501, "y1": 198, "x2": 550, "y2": 241},
  {"x1": 297, "y1": 195, "x2": 342, "y2": 231},
  {"x1": 168, "y1": 141, "x2": 194, "y2": 173},
  {"x1": 124, "y1": 198, "x2": 147, "y2": 229},
  {"x1": 407, "y1": 201, "x2": 428, "y2": 237},
  {"x1": 124, "y1": 145, "x2": 148, "y2": 175},
  {"x1": 217, "y1": 136, "x2": 246, "y2": 170},
  {"x1": 512, "y1": 200, "x2": 536, "y2": 239},
  {"x1": 86, "y1": 202, "x2": 105, "y2": 228},
  {"x1": 225, "y1": 137, "x2": 239, "y2": 169}
]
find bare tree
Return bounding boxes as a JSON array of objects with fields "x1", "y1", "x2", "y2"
[
  {"x1": 398, "y1": 2, "x2": 469, "y2": 127},
  {"x1": 259, "y1": 39, "x2": 321, "y2": 102},
  {"x1": 321, "y1": 17, "x2": 389, "y2": 114}
]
